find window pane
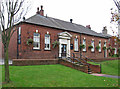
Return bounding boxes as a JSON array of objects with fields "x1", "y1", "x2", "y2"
[
  {"x1": 33, "y1": 33, "x2": 40, "y2": 49},
  {"x1": 74, "y1": 38, "x2": 78, "y2": 51},
  {"x1": 83, "y1": 39, "x2": 86, "y2": 51},
  {"x1": 45, "y1": 34, "x2": 50, "y2": 49}
]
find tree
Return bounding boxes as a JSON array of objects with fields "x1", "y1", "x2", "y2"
[
  {"x1": 110, "y1": 0, "x2": 120, "y2": 57},
  {"x1": 113, "y1": 0, "x2": 120, "y2": 11},
  {"x1": 0, "y1": 0, "x2": 29, "y2": 83}
]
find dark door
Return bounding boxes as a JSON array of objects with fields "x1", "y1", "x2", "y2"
[{"x1": 61, "y1": 44, "x2": 67, "y2": 57}]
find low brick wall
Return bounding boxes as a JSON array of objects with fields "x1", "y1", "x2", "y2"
[
  {"x1": 90, "y1": 57, "x2": 119, "y2": 62},
  {"x1": 88, "y1": 63, "x2": 101, "y2": 73},
  {"x1": 13, "y1": 59, "x2": 58, "y2": 66},
  {"x1": 59, "y1": 59, "x2": 88, "y2": 73}
]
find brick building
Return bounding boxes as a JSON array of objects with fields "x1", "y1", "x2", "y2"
[{"x1": 3, "y1": 6, "x2": 112, "y2": 60}]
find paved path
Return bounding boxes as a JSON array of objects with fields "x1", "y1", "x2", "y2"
[{"x1": 91, "y1": 73, "x2": 120, "y2": 78}]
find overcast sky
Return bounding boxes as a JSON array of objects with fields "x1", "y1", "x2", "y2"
[{"x1": 26, "y1": 0, "x2": 118, "y2": 35}]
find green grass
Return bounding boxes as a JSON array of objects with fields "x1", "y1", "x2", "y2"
[
  {"x1": 2, "y1": 64, "x2": 118, "y2": 87},
  {"x1": 101, "y1": 60, "x2": 119, "y2": 76},
  {"x1": 87, "y1": 61, "x2": 100, "y2": 65}
]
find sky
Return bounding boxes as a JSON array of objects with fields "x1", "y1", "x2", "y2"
[{"x1": 26, "y1": 0, "x2": 118, "y2": 36}]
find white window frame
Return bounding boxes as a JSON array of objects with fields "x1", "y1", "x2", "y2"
[
  {"x1": 45, "y1": 34, "x2": 50, "y2": 50},
  {"x1": 104, "y1": 41, "x2": 106, "y2": 47},
  {"x1": 99, "y1": 41, "x2": 101, "y2": 52},
  {"x1": 33, "y1": 33, "x2": 40, "y2": 49},
  {"x1": 83, "y1": 39, "x2": 86, "y2": 51},
  {"x1": 114, "y1": 48, "x2": 117, "y2": 54},
  {"x1": 91, "y1": 40, "x2": 94, "y2": 52},
  {"x1": 74, "y1": 38, "x2": 78, "y2": 51}
]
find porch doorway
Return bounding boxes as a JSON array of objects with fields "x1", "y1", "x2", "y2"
[
  {"x1": 61, "y1": 44, "x2": 67, "y2": 57},
  {"x1": 58, "y1": 32, "x2": 72, "y2": 58}
]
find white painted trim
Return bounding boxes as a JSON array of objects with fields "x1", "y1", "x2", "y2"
[
  {"x1": 36, "y1": 30, "x2": 38, "y2": 33},
  {"x1": 58, "y1": 32, "x2": 72, "y2": 57}
]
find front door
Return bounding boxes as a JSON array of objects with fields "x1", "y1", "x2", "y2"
[{"x1": 61, "y1": 44, "x2": 67, "y2": 57}]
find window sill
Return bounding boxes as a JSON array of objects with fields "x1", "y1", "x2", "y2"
[
  {"x1": 74, "y1": 51, "x2": 79, "y2": 52},
  {"x1": 32, "y1": 49, "x2": 41, "y2": 51},
  {"x1": 83, "y1": 51, "x2": 87, "y2": 52},
  {"x1": 91, "y1": 51, "x2": 95, "y2": 53},
  {"x1": 44, "y1": 49, "x2": 51, "y2": 51}
]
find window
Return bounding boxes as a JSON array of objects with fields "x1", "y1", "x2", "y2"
[
  {"x1": 114, "y1": 48, "x2": 117, "y2": 54},
  {"x1": 74, "y1": 38, "x2": 78, "y2": 51},
  {"x1": 104, "y1": 42, "x2": 106, "y2": 47},
  {"x1": 91, "y1": 40, "x2": 94, "y2": 52},
  {"x1": 18, "y1": 27, "x2": 21, "y2": 44},
  {"x1": 83, "y1": 39, "x2": 86, "y2": 51},
  {"x1": 99, "y1": 41, "x2": 101, "y2": 52},
  {"x1": 45, "y1": 34, "x2": 50, "y2": 50},
  {"x1": 33, "y1": 33, "x2": 40, "y2": 49}
]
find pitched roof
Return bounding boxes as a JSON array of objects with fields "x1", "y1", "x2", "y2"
[{"x1": 23, "y1": 14, "x2": 111, "y2": 38}]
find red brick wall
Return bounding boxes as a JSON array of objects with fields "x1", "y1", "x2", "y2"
[
  {"x1": 19, "y1": 23, "x2": 64, "y2": 59},
  {"x1": 2, "y1": 28, "x2": 17, "y2": 59},
  {"x1": 8, "y1": 29, "x2": 17, "y2": 59},
  {"x1": 81, "y1": 34, "x2": 109, "y2": 59},
  {"x1": 8, "y1": 23, "x2": 109, "y2": 59}
]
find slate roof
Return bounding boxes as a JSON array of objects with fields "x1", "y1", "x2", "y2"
[{"x1": 23, "y1": 14, "x2": 111, "y2": 38}]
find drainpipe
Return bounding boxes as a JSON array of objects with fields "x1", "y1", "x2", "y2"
[
  {"x1": 80, "y1": 33, "x2": 82, "y2": 59},
  {"x1": 17, "y1": 27, "x2": 19, "y2": 59}
]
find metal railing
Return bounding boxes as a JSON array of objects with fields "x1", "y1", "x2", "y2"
[
  {"x1": 56, "y1": 52, "x2": 102, "y2": 73},
  {"x1": 58, "y1": 53, "x2": 89, "y2": 66}
]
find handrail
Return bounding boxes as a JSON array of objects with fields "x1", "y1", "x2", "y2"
[
  {"x1": 58, "y1": 53, "x2": 89, "y2": 66},
  {"x1": 72, "y1": 53, "x2": 101, "y2": 64}
]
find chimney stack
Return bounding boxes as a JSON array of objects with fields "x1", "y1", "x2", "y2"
[
  {"x1": 40, "y1": 5, "x2": 44, "y2": 16},
  {"x1": 86, "y1": 25, "x2": 91, "y2": 29},
  {"x1": 36, "y1": 5, "x2": 44, "y2": 16},
  {"x1": 102, "y1": 26, "x2": 107, "y2": 34}
]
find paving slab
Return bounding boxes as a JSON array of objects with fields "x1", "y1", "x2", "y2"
[{"x1": 91, "y1": 73, "x2": 120, "y2": 78}]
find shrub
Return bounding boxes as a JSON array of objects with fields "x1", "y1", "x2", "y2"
[
  {"x1": 96, "y1": 46, "x2": 100, "y2": 50},
  {"x1": 52, "y1": 40, "x2": 60, "y2": 48},
  {"x1": 112, "y1": 54, "x2": 118, "y2": 57},
  {"x1": 79, "y1": 44, "x2": 85, "y2": 50},
  {"x1": 27, "y1": 38, "x2": 33, "y2": 45},
  {"x1": 107, "y1": 46, "x2": 112, "y2": 50},
  {"x1": 88, "y1": 45, "x2": 93, "y2": 49},
  {"x1": 103, "y1": 46, "x2": 106, "y2": 50},
  {"x1": 112, "y1": 48, "x2": 115, "y2": 50}
]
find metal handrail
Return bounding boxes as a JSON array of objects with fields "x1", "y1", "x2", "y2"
[
  {"x1": 58, "y1": 53, "x2": 89, "y2": 66},
  {"x1": 72, "y1": 53, "x2": 101, "y2": 64}
]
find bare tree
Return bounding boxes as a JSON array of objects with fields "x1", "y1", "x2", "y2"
[
  {"x1": 0, "y1": 0, "x2": 30, "y2": 83},
  {"x1": 113, "y1": 0, "x2": 120, "y2": 12}
]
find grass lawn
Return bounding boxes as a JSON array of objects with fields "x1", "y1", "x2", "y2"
[
  {"x1": 101, "y1": 60, "x2": 119, "y2": 76},
  {"x1": 2, "y1": 64, "x2": 118, "y2": 87}
]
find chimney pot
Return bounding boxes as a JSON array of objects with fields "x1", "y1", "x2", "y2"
[
  {"x1": 23, "y1": 17, "x2": 25, "y2": 21},
  {"x1": 41, "y1": 5, "x2": 43, "y2": 10},
  {"x1": 70, "y1": 19, "x2": 73, "y2": 23},
  {"x1": 36, "y1": 7, "x2": 40, "y2": 14},
  {"x1": 86, "y1": 25, "x2": 91, "y2": 29}
]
